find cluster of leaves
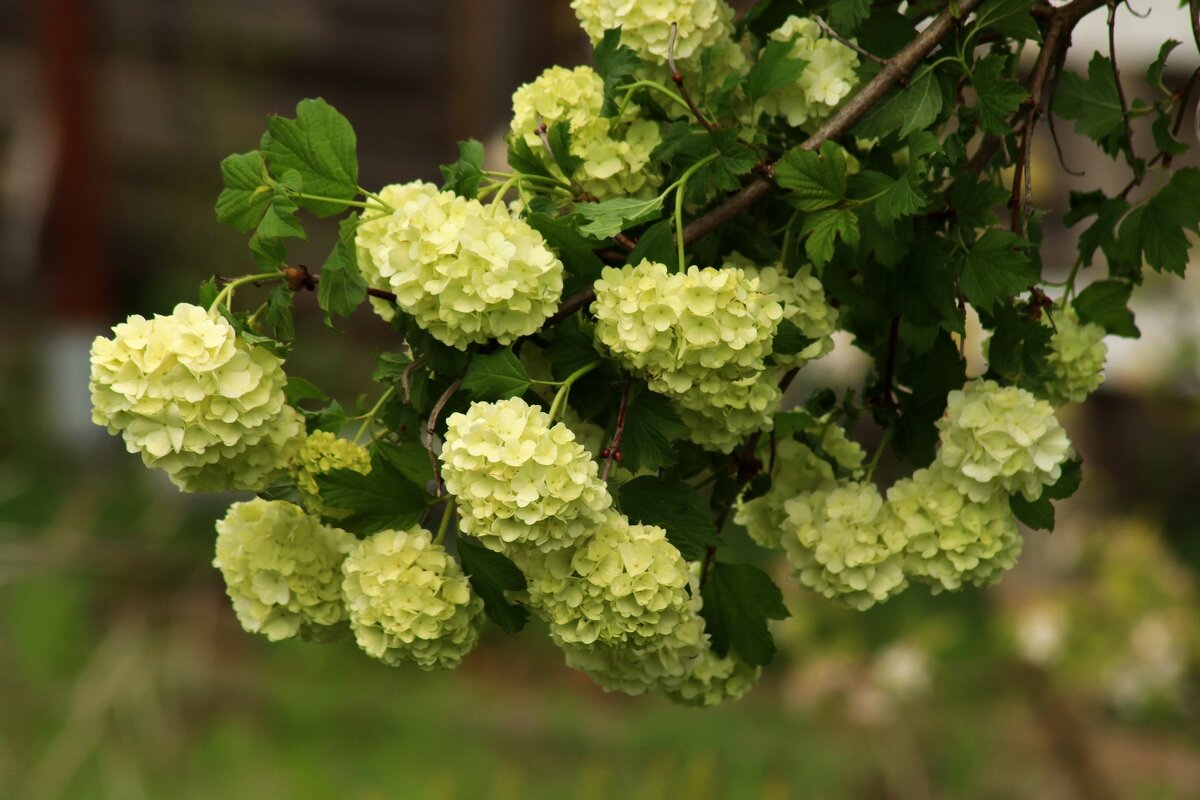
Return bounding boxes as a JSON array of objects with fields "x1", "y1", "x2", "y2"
[{"x1": 207, "y1": 0, "x2": 1198, "y2": 670}]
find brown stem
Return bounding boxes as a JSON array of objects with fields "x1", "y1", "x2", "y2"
[
  {"x1": 814, "y1": 14, "x2": 890, "y2": 69},
  {"x1": 1117, "y1": 65, "x2": 1200, "y2": 198},
  {"x1": 425, "y1": 378, "x2": 462, "y2": 497},
  {"x1": 600, "y1": 379, "x2": 632, "y2": 482},
  {"x1": 880, "y1": 315, "x2": 901, "y2": 409},
  {"x1": 668, "y1": 22, "x2": 716, "y2": 131},
  {"x1": 1190, "y1": 0, "x2": 1200, "y2": 58},
  {"x1": 1106, "y1": 1, "x2": 1137, "y2": 168}
]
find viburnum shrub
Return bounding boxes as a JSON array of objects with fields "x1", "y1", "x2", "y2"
[{"x1": 89, "y1": 0, "x2": 1200, "y2": 703}]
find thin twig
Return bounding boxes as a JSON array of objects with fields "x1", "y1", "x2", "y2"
[
  {"x1": 814, "y1": 15, "x2": 889, "y2": 68},
  {"x1": 424, "y1": 378, "x2": 462, "y2": 497},
  {"x1": 1189, "y1": 0, "x2": 1200, "y2": 55},
  {"x1": 543, "y1": 286, "x2": 597, "y2": 327},
  {"x1": 600, "y1": 379, "x2": 633, "y2": 482},
  {"x1": 1107, "y1": 1, "x2": 1137, "y2": 168},
  {"x1": 668, "y1": 22, "x2": 716, "y2": 131},
  {"x1": 880, "y1": 315, "x2": 901, "y2": 409},
  {"x1": 401, "y1": 357, "x2": 425, "y2": 405},
  {"x1": 1117, "y1": 65, "x2": 1200, "y2": 198}
]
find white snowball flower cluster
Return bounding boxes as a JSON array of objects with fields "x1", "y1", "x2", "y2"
[
  {"x1": 289, "y1": 430, "x2": 372, "y2": 518},
  {"x1": 516, "y1": 510, "x2": 692, "y2": 645},
  {"x1": 781, "y1": 482, "x2": 908, "y2": 610},
  {"x1": 355, "y1": 181, "x2": 564, "y2": 349},
  {"x1": 555, "y1": 570, "x2": 760, "y2": 706},
  {"x1": 510, "y1": 65, "x2": 663, "y2": 199},
  {"x1": 758, "y1": 16, "x2": 862, "y2": 127},
  {"x1": 735, "y1": 436, "x2": 844, "y2": 550},
  {"x1": 213, "y1": 499, "x2": 356, "y2": 642},
  {"x1": 440, "y1": 397, "x2": 612, "y2": 554},
  {"x1": 723, "y1": 254, "x2": 839, "y2": 368},
  {"x1": 889, "y1": 465, "x2": 1022, "y2": 593},
  {"x1": 570, "y1": 0, "x2": 735, "y2": 64},
  {"x1": 89, "y1": 303, "x2": 300, "y2": 492},
  {"x1": 1042, "y1": 307, "x2": 1107, "y2": 406},
  {"x1": 341, "y1": 527, "x2": 484, "y2": 670},
  {"x1": 592, "y1": 260, "x2": 785, "y2": 451},
  {"x1": 935, "y1": 379, "x2": 1072, "y2": 502}
]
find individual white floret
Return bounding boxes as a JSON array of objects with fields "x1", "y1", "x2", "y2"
[
  {"x1": 355, "y1": 181, "x2": 564, "y2": 348},
  {"x1": 213, "y1": 498, "x2": 356, "y2": 642},
  {"x1": 89, "y1": 303, "x2": 299, "y2": 492},
  {"x1": 889, "y1": 464, "x2": 1023, "y2": 592},
  {"x1": 440, "y1": 397, "x2": 612, "y2": 554},
  {"x1": 782, "y1": 481, "x2": 909, "y2": 610},
  {"x1": 935, "y1": 379, "x2": 1072, "y2": 502},
  {"x1": 341, "y1": 527, "x2": 483, "y2": 670}
]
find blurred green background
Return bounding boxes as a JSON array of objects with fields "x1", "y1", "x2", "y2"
[{"x1": 2, "y1": 1, "x2": 1199, "y2": 798}]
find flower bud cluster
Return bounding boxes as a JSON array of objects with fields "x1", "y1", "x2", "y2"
[
  {"x1": 213, "y1": 499, "x2": 356, "y2": 642},
  {"x1": 758, "y1": 16, "x2": 862, "y2": 127},
  {"x1": 570, "y1": 0, "x2": 735, "y2": 65},
  {"x1": 441, "y1": 397, "x2": 612, "y2": 553},
  {"x1": 935, "y1": 379, "x2": 1072, "y2": 502},
  {"x1": 341, "y1": 526, "x2": 484, "y2": 670},
  {"x1": 592, "y1": 260, "x2": 785, "y2": 451},
  {"x1": 510, "y1": 65, "x2": 663, "y2": 199},
  {"x1": 290, "y1": 430, "x2": 372, "y2": 518},
  {"x1": 356, "y1": 181, "x2": 563, "y2": 349},
  {"x1": 1042, "y1": 307, "x2": 1107, "y2": 406},
  {"x1": 89, "y1": 303, "x2": 300, "y2": 492}
]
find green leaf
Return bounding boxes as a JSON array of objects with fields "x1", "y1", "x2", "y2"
[
  {"x1": 987, "y1": 303, "x2": 1052, "y2": 388},
  {"x1": 506, "y1": 136, "x2": 555, "y2": 180},
  {"x1": 198, "y1": 276, "x2": 219, "y2": 308},
  {"x1": 373, "y1": 441, "x2": 436, "y2": 488},
  {"x1": 619, "y1": 390, "x2": 683, "y2": 472},
  {"x1": 828, "y1": 0, "x2": 871, "y2": 33},
  {"x1": 1064, "y1": 190, "x2": 1129, "y2": 267},
  {"x1": 439, "y1": 139, "x2": 485, "y2": 198},
  {"x1": 310, "y1": 399, "x2": 349, "y2": 434},
  {"x1": 575, "y1": 196, "x2": 665, "y2": 239},
  {"x1": 1053, "y1": 54, "x2": 1125, "y2": 157},
  {"x1": 874, "y1": 164, "x2": 928, "y2": 225},
  {"x1": 771, "y1": 318, "x2": 815, "y2": 356},
  {"x1": 462, "y1": 348, "x2": 532, "y2": 401},
  {"x1": 1073, "y1": 280, "x2": 1139, "y2": 338},
  {"x1": 317, "y1": 214, "x2": 368, "y2": 319},
  {"x1": 546, "y1": 121, "x2": 583, "y2": 179},
  {"x1": 699, "y1": 561, "x2": 789, "y2": 667},
  {"x1": 681, "y1": 128, "x2": 756, "y2": 203},
  {"x1": 1147, "y1": 40, "x2": 1181, "y2": 92},
  {"x1": 972, "y1": 55, "x2": 1028, "y2": 135},
  {"x1": 249, "y1": 234, "x2": 287, "y2": 272},
  {"x1": 857, "y1": 68, "x2": 943, "y2": 140},
  {"x1": 801, "y1": 207, "x2": 859, "y2": 266},
  {"x1": 456, "y1": 536, "x2": 530, "y2": 633},
  {"x1": 973, "y1": 0, "x2": 1040, "y2": 42},
  {"x1": 617, "y1": 476, "x2": 718, "y2": 562},
  {"x1": 1010, "y1": 493, "x2": 1053, "y2": 531},
  {"x1": 1136, "y1": 168, "x2": 1200, "y2": 275},
  {"x1": 284, "y1": 376, "x2": 327, "y2": 405},
  {"x1": 256, "y1": 186, "x2": 306, "y2": 241},
  {"x1": 526, "y1": 213, "x2": 605, "y2": 281},
  {"x1": 627, "y1": 219, "x2": 676, "y2": 265},
  {"x1": 775, "y1": 141, "x2": 847, "y2": 211},
  {"x1": 264, "y1": 285, "x2": 295, "y2": 341},
  {"x1": 744, "y1": 37, "x2": 808, "y2": 102},
  {"x1": 260, "y1": 98, "x2": 359, "y2": 217},
  {"x1": 950, "y1": 176, "x2": 1007, "y2": 235},
  {"x1": 593, "y1": 29, "x2": 644, "y2": 116},
  {"x1": 543, "y1": 315, "x2": 601, "y2": 380},
  {"x1": 316, "y1": 450, "x2": 432, "y2": 535},
  {"x1": 773, "y1": 409, "x2": 821, "y2": 438},
  {"x1": 961, "y1": 230, "x2": 1037, "y2": 311},
  {"x1": 1043, "y1": 457, "x2": 1082, "y2": 501},
  {"x1": 215, "y1": 151, "x2": 273, "y2": 233}
]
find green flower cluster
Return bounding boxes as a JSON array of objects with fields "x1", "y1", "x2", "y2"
[
  {"x1": 757, "y1": 16, "x2": 862, "y2": 127},
  {"x1": 89, "y1": 303, "x2": 300, "y2": 492},
  {"x1": 213, "y1": 499, "x2": 355, "y2": 642},
  {"x1": 355, "y1": 181, "x2": 564, "y2": 349},
  {"x1": 570, "y1": 0, "x2": 735, "y2": 64},
  {"x1": 510, "y1": 65, "x2": 663, "y2": 199},
  {"x1": 515, "y1": 510, "x2": 692, "y2": 646},
  {"x1": 724, "y1": 254, "x2": 839, "y2": 368},
  {"x1": 440, "y1": 397, "x2": 612, "y2": 553},
  {"x1": 341, "y1": 526, "x2": 484, "y2": 670},
  {"x1": 936, "y1": 379, "x2": 1072, "y2": 502},
  {"x1": 289, "y1": 430, "x2": 372, "y2": 517},
  {"x1": 592, "y1": 260, "x2": 785, "y2": 451},
  {"x1": 1042, "y1": 307, "x2": 1108, "y2": 406}
]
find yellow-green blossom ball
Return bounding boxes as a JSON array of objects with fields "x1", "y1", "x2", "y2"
[
  {"x1": 671, "y1": 371, "x2": 782, "y2": 452},
  {"x1": 510, "y1": 65, "x2": 663, "y2": 199},
  {"x1": 889, "y1": 464, "x2": 1023, "y2": 592},
  {"x1": 89, "y1": 303, "x2": 297, "y2": 492},
  {"x1": 290, "y1": 430, "x2": 372, "y2": 517},
  {"x1": 735, "y1": 438, "x2": 837, "y2": 549},
  {"x1": 441, "y1": 397, "x2": 612, "y2": 554},
  {"x1": 758, "y1": 16, "x2": 861, "y2": 127},
  {"x1": 570, "y1": 0, "x2": 735, "y2": 65},
  {"x1": 1042, "y1": 307, "x2": 1107, "y2": 406},
  {"x1": 723, "y1": 254, "x2": 839, "y2": 368},
  {"x1": 517, "y1": 510, "x2": 691, "y2": 646},
  {"x1": 936, "y1": 379, "x2": 1072, "y2": 502},
  {"x1": 213, "y1": 498, "x2": 356, "y2": 642},
  {"x1": 782, "y1": 481, "x2": 909, "y2": 610},
  {"x1": 171, "y1": 405, "x2": 304, "y2": 493},
  {"x1": 341, "y1": 527, "x2": 483, "y2": 670},
  {"x1": 355, "y1": 181, "x2": 564, "y2": 349}
]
